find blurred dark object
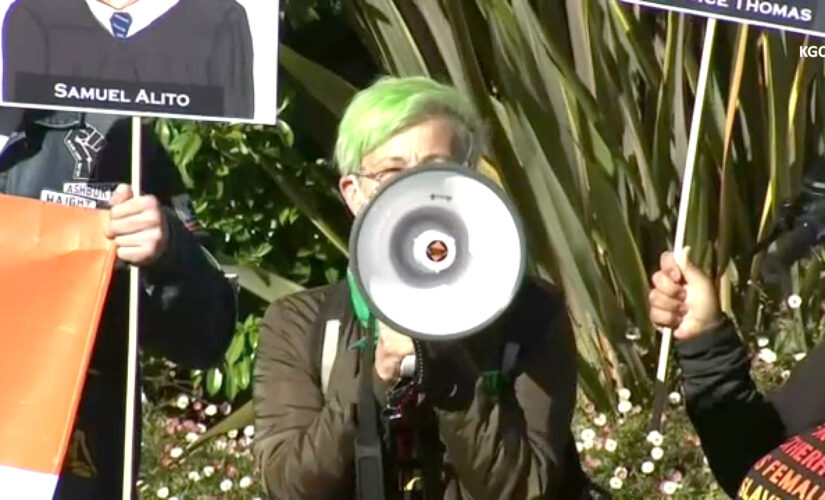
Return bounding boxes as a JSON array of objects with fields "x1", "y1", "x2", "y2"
[{"x1": 753, "y1": 159, "x2": 825, "y2": 283}]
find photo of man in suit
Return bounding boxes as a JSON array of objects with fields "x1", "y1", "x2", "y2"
[{"x1": 1, "y1": 0, "x2": 255, "y2": 119}]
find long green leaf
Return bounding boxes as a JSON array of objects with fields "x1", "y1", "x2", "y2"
[
  {"x1": 343, "y1": 0, "x2": 429, "y2": 76},
  {"x1": 217, "y1": 253, "x2": 304, "y2": 303},
  {"x1": 261, "y1": 163, "x2": 349, "y2": 256},
  {"x1": 185, "y1": 401, "x2": 254, "y2": 455},
  {"x1": 279, "y1": 44, "x2": 358, "y2": 116}
]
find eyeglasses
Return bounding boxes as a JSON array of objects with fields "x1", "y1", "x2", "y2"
[
  {"x1": 356, "y1": 156, "x2": 474, "y2": 184},
  {"x1": 355, "y1": 136, "x2": 476, "y2": 185}
]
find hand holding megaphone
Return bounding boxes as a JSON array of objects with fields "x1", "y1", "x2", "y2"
[{"x1": 374, "y1": 322, "x2": 416, "y2": 383}]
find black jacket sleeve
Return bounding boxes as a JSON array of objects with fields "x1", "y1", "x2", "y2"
[
  {"x1": 136, "y1": 129, "x2": 237, "y2": 368},
  {"x1": 675, "y1": 319, "x2": 825, "y2": 497},
  {"x1": 2, "y1": 2, "x2": 47, "y2": 101},
  {"x1": 209, "y1": 3, "x2": 254, "y2": 119}
]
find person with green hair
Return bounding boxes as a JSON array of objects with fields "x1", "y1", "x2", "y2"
[{"x1": 252, "y1": 76, "x2": 591, "y2": 499}]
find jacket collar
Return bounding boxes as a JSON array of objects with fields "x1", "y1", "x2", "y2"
[
  {"x1": 323, "y1": 279, "x2": 356, "y2": 327},
  {"x1": 29, "y1": 111, "x2": 85, "y2": 129}
]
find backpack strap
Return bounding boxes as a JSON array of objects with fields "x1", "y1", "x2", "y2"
[
  {"x1": 308, "y1": 282, "x2": 350, "y2": 399},
  {"x1": 320, "y1": 319, "x2": 341, "y2": 397}
]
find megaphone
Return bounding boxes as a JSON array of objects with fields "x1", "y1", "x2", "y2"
[{"x1": 348, "y1": 162, "x2": 527, "y2": 341}]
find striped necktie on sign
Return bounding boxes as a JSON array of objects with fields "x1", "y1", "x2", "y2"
[{"x1": 110, "y1": 12, "x2": 132, "y2": 39}]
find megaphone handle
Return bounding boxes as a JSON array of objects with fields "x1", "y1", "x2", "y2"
[{"x1": 400, "y1": 355, "x2": 417, "y2": 379}]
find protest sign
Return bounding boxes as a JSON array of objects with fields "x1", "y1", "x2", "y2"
[
  {"x1": 0, "y1": 194, "x2": 116, "y2": 499},
  {"x1": 621, "y1": 0, "x2": 824, "y2": 38},
  {"x1": 0, "y1": 0, "x2": 278, "y2": 123},
  {"x1": 0, "y1": 2, "x2": 280, "y2": 496}
]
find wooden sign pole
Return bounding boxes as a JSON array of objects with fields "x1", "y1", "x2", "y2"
[
  {"x1": 650, "y1": 18, "x2": 717, "y2": 431},
  {"x1": 121, "y1": 116, "x2": 142, "y2": 500}
]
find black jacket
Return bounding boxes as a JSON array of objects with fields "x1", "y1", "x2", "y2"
[
  {"x1": 0, "y1": 109, "x2": 237, "y2": 498},
  {"x1": 675, "y1": 319, "x2": 825, "y2": 497}
]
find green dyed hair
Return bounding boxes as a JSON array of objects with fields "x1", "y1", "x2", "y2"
[{"x1": 334, "y1": 76, "x2": 482, "y2": 175}]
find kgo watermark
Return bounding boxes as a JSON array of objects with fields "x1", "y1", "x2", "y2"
[{"x1": 800, "y1": 46, "x2": 825, "y2": 58}]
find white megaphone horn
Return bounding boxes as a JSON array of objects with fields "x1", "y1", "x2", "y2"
[{"x1": 348, "y1": 162, "x2": 527, "y2": 347}]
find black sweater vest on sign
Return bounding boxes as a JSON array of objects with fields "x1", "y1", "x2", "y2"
[{"x1": 2, "y1": 0, "x2": 254, "y2": 118}]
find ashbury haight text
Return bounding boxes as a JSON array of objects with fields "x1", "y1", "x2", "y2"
[
  {"x1": 691, "y1": 0, "x2": 813, "y2": 21},
  {"x1": 54, "y1": 83, "x2": 192, "y2": 108}
]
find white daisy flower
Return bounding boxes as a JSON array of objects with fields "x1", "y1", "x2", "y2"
[
  {"x1": 227, "y1": 429, "x2": 239, "y2": 439},
  {"x1": 668, "y1": 391, "x2": 682, "y2": 405},
  {"x1": 169, "y1": 447, "x2": 183, "y2": 459},
  {"x1": 641, "y1": 461, "x2": 655, "y2": 474},
  {"x1": 575, "y1": 441, "x2": 583, "y2": 452},
  {"x1": 605, "y1": 439, "x2": 617, "y2": 452},
  {"x1": 614, "y1": 467, "x2": 628, "y2": 479},
  {"x1": 583, "y1": 440, "x2": 594, "y2": 450},
  {"x1": 618, "y1": 401, "x2": 632, "y2": 414},
  {"x1": 244, "y1": 425, "x2": 256, "y2": 437},
  {"x1": 646, "y1": 430, "x2": 664, "y2": 446},
  {"x1": 609, "y1": 477, "x2": 623, "y2": 490},
  {"x1": 617, "y1": 388, "x2": 631, "y2": 401},
  {"x1": 220, "y1": 479, "x2": 233, "y2": 492},
  {"x1": 204, "y1": 404, "x2": 218, "y2": 416},
  {"x1": 156, "y1": 487, "x2": 169, "y2": 499},
  {"x1": 240, "y1": 476, "x2": 253, "y2": 489},
  {"x1": 196, "y1": 423, "x2": 207, "y2": 433},
  {"x1": 651, "y1": 446, "x2": 664, "y2": 461},
  {"x1": 662, "y1": 480, "x2": 678, "y2": 495},
  {"x1": 758, "y1": 348, "x2": 777, "y2": 364},
  {"x1": 185, "y1": 432, "x2": 199, "y2": 443},
  {"x1": 187, "y1": 471, "x2": 201, "y2": 482},
  {"x1": 787, "y1": 295, "x2": 802, "y2": 309},
  {"x1": 175, "y1": 394, "x2": 189, "y2": 410},
  {"x1": 581, "y1": 429, "x2": 596, "y2": 442},
  {"x1": 202, "y1": 465, "x2": 215, "y2": 477},
  {"x1": 757, "y1": 337, "x2": 769, "y2": 348}
]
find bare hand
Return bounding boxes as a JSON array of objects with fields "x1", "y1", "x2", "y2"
[
  {"x1": 374, "y1": 323, "x2": 415, "y2": 383},
  {"x1": 104, "y1": 184, "x2": 168, "y2": 266},
  {"x1": 648, "y1": 248, "x2": 721, "y2": 339}
]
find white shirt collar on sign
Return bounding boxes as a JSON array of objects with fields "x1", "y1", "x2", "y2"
[{"x1": 85, "y1": 0, "x2": 180, "y2": 38}]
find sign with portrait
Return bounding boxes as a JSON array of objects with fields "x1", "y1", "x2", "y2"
[{"x1": 0, "y1": 0, "x2": 278, "y2": 123}]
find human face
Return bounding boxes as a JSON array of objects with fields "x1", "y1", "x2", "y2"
[{"x1": 339, "y1": 116, "x2": 466, "y2": 216}]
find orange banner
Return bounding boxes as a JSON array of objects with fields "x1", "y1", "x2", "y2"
[{"x1": 0, "y1": 194, "x2": 116, "y2": 497}]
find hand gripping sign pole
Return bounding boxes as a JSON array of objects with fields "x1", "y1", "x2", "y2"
[
  {"x1": 650, "y1": 18, "x2": 717, "y2": 431},
  {"x1": 122, "y1": 117, "x2": 142, "y2": 500}
]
